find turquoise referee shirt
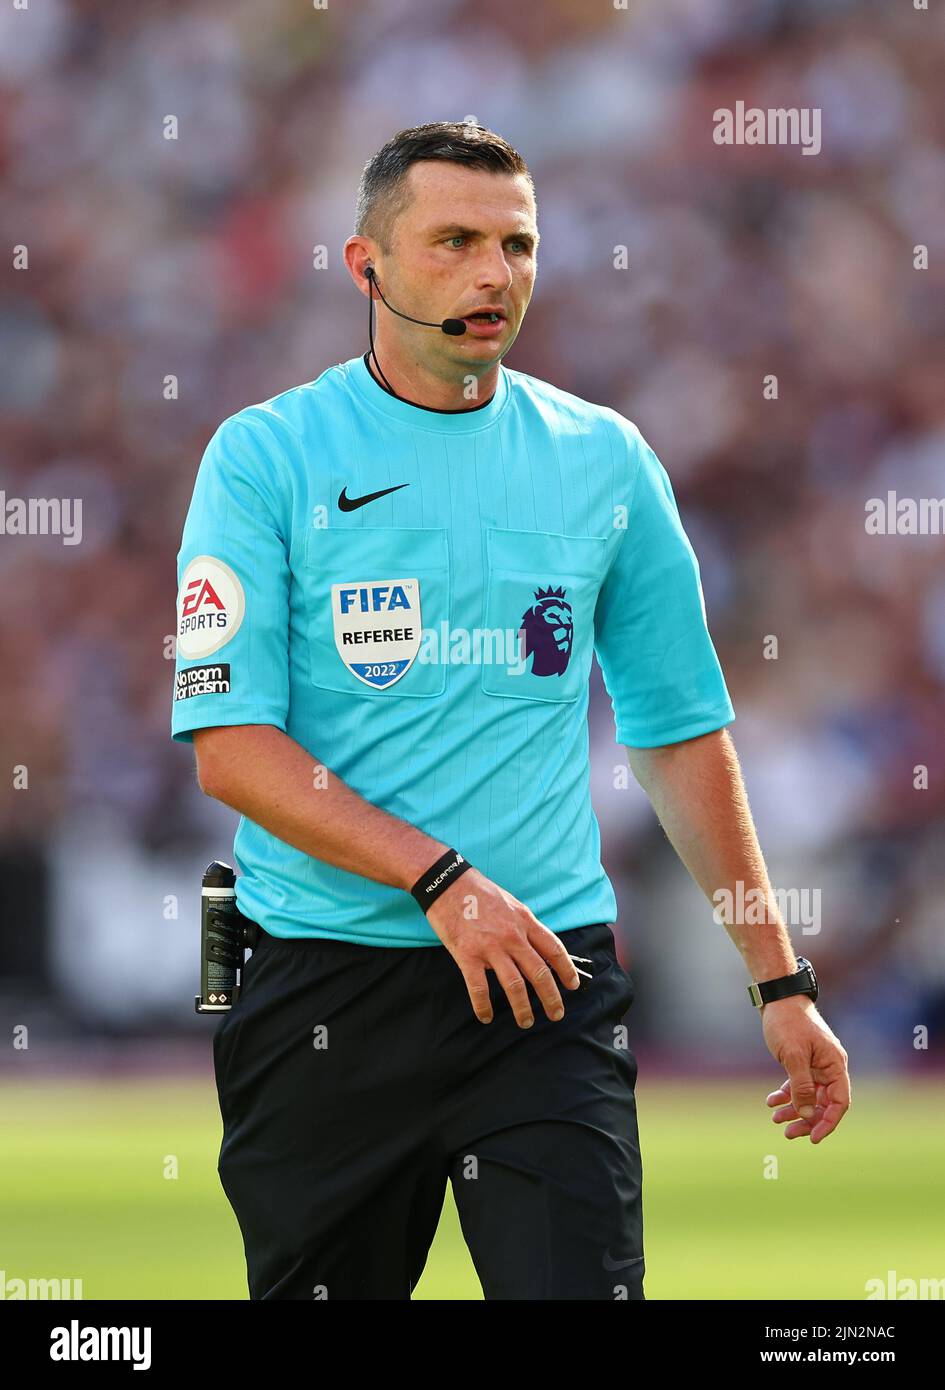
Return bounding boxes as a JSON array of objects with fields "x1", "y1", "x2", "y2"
[{"x1": 172, "y1": 352, "x2": 735, "y2": 945}]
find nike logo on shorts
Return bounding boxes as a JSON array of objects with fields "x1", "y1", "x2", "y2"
[{"x1": 602, "y1": 1251, "x2": 644, "y2": 1271}]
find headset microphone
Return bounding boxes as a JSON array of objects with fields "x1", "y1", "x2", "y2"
[
  {"x1": 364, "y1": 266, "x2": 505, "y2": 408},
  {"x1": 365, "y1": 266, "x2": 467, "y2": 336},
  {"x1": 363, "y1": 266, "x2": 467, "y2": 403}
]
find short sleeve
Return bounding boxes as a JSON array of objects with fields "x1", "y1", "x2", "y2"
[
  {"x1": 594, "y1": 427, "x2": 735, "y2": 748},
  {"x1": 171, "y1": 415, "x2": 291, "y2": 744}
]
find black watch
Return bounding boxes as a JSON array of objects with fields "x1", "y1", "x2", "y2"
[{"x1": 747, "y1": 956, "x2": 818, "y2": 1009}]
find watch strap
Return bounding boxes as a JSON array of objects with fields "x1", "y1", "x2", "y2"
[{"x1": 748, "y1": 958, "x2": 817, "y2": 1008}]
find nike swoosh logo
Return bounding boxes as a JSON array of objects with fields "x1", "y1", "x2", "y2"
[
  {"x1": 602, "y1": 1252, "x2": 644, "y2": 1271},
  {"x1": 338, "y1": 483, "x2": 409, "y2": 512}
]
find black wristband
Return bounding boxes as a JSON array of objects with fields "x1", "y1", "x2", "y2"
[{"x1": 410, "y1": 849, "x2": 473, "y2": 914}]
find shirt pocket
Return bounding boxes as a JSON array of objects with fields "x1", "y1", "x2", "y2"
[
  {"x1": 480, "y1": 528, "x2": 608, "y2": 703},
  {"x1": 304, "y1": 526, "x2": 449, "y2": 698}
]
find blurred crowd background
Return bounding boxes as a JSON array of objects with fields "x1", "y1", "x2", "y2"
[{"x1": 2, "y1": 0, "x2": 943, "y2": 1071}]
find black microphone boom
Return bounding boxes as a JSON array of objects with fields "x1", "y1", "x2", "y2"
[{"x1": 365, "y1": 266, "x2": 466, "y2": 335}]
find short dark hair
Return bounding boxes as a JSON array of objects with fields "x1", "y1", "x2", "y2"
[{"x1": 354, "y1": 121, "x2": 535, "y2": 256}]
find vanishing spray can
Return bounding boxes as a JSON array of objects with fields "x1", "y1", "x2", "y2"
[{"x1": 195, "y1": 860, "x2": 257, "y2": 1014}]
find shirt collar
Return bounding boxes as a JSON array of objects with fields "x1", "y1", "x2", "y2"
[{"x1": 346, "y1": 352, "x2": 510, "y2": 434}]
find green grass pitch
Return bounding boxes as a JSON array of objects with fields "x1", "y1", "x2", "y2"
[{"x1": 1, "y1": 1077, "x2": 940, "y2": 1300}]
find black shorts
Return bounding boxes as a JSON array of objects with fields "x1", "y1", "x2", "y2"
[{"x1": 213, "y1": 920, "x2": 645, "y2": 1300}]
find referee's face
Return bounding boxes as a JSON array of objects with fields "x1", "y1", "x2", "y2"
[{"x1": 361, "y1": 161, "x2": 538, "y2": 386}]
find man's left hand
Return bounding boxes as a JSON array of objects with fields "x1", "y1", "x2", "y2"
[{"x1": 762, "y1": 997, "x2": 851, "y2": 1143}]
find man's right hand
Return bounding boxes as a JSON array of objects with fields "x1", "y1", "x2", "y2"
[{"x1": 424, "y1": 867, "x2": 583, "y2": 1028}]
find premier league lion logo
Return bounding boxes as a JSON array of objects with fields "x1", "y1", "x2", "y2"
[{"x1": 519, "y1": 585, "x2": 573, "y2": 677}]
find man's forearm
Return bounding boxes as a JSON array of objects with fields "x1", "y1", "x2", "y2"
[
  {"x1": 196, "y1": 724, "x2": 449, "y2": 892},
  {"x1": 626, "y1": 728, "x2": 797, "y2": 984}
]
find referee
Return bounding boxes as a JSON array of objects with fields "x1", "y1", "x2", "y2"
[{"x1": 172, "y1": 121, "x2": 851, "y2": 1300}]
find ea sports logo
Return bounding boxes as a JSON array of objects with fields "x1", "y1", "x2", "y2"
[{"x1": 177, "y1": 556, "x2": 245, "y2": 659}]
